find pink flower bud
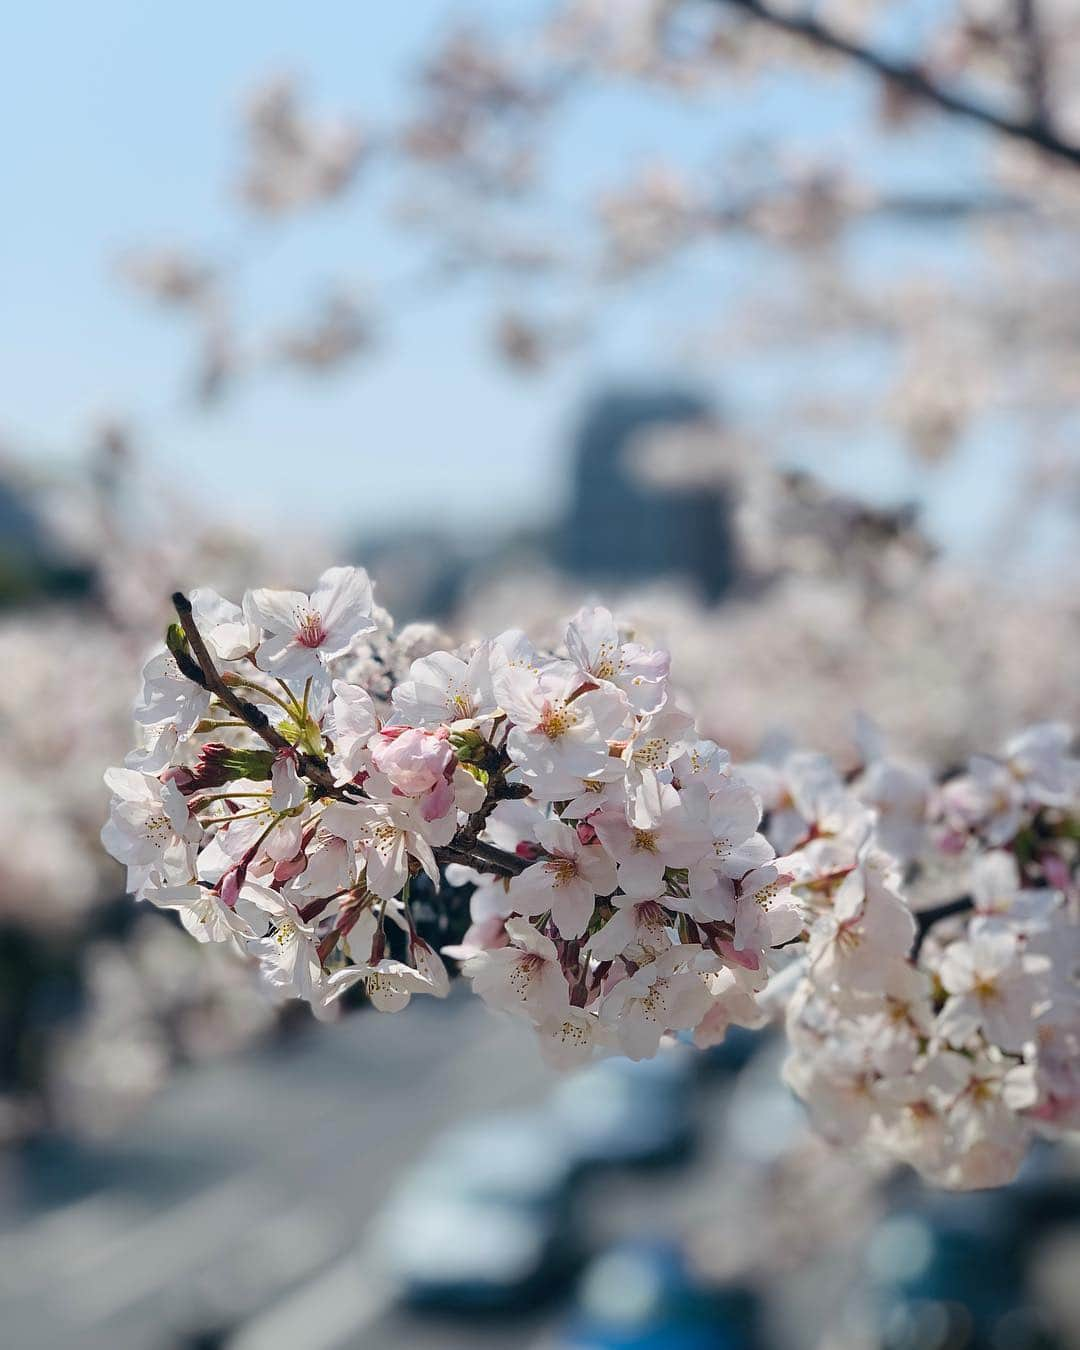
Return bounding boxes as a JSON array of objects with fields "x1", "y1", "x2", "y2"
[
  {"x1": 274, "y1": 851, "x2": 309, "y2": 883},
  {"x1": 1042, "y1": 853, "x2": 1071, "y2": 891},
  {"x1": 420, "y1": 775, "x2": 455, "y2": 822},
  {"x1": 219, "y1": 867, "x2": 242, "y2": 909},
  {"x1": 371, "y1": 726, "x2": 453, "y2": 797}
]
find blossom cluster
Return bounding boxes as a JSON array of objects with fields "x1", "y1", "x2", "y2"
[
  {"x1": 759, "y1": 725, "x2": 1079, "y2": 1189},
  {"x1": 103, "y1": 566, "x2": 1078, "y2": 1188}
]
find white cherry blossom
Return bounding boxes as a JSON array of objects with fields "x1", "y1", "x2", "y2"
[
  {"x1": 507, "y1": 818, "x2": 617, "y2": 938},
  {"x1": 244, "y1": 565, "x2": 376, "y2": 680}
]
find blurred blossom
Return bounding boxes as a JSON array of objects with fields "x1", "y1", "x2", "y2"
[
  {"x1": 238, "y1": 74, "x2": 367, "y2": 215},
  {"x1": 0, "y1": 449, "x2": 331, "y2": 1138}
]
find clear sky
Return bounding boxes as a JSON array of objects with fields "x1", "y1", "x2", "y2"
[{"x1": 1, "y1": 0, "x2": 1024, "y2": 556}]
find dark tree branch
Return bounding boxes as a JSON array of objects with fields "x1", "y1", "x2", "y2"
[
  {"x1": 1016, "y1": 0, "x2": 1049, "y2": 123},
  {"x1": 913, "y1": 894, "x2": 974, "y2": 955},
  {"x1": 436, "y1": 843, "x2": 525, "y2": 879},
  {"x1": 172, "y1": 591, "x2": 342, "y2": 797},
  {"x1": 172, "y1": 590, "x2": 528, "y2": 880},
  {"x1": 716, "y1": 0, "x2": 1080, "y2": 171}
]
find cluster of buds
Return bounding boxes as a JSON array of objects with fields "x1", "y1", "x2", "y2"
[{"x1": 102, "y1": 566, "x2": 1078, "y2": 1188}]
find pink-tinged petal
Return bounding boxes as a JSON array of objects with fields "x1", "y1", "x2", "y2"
[
  {"x1": 313, "y1": 566, "x2": 375, "y2": 651},
  {"x1": 548, "y1": 880, "x2": 595, "y2": 940},
  {"x1": 255, "y1": 629, "x2": 320, "y2": 680},
  {"x1": 243, "y1": 588, "x2": 310, "y2": 635}
]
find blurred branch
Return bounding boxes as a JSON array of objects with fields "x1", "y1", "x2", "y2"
[
  {"x1": 913, "y1": 894, "x2": 974, "y2": 955},
  {"x1": 717, "y1": 0, "x2": 1080, "y2": 170},
  {"x1": 1016, "y1": 0, "x2": 1048, "y2": 122},
  {"x1": 711, "y1": 189, "x2": 1029, "y2": 232}
]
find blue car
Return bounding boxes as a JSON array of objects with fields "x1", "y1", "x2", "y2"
[
  {"x1": 558, "y1": 1240, "x2": 760, "y2": 1350},
  {"x1": 552, "y1": 1048, "x2": 699, "y2": 1171}
]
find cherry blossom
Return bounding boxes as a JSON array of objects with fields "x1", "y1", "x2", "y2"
[
  {"x1": 564, "y1": 605, "x2": 669, "y2": 714},
  {"x1": 464, "y1": 917, "x2": 569, "y2": 1021},
  {"x1": 507, "y1": 818, "x2": 617, "y2": 938},
  {"x1": 99, "y1": 566, "x2": 1079, "y2": 1192},
  {"x1": 244, "y1": 565, "x2": 376, "y2": 681}
]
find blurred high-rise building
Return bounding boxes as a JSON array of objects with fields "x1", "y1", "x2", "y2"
[{"x1": 560, "y1": 388, "x2": 735, "y2": 601}]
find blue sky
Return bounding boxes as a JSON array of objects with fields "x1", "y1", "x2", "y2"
[{"x1": 2, "y1": 1, "x2": 1023, "y2": 555}]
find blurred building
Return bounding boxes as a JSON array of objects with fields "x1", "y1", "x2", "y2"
[
  {"x1": 560, "y1": 388, "x2": 735, "y2": 602},
  {"x1": 360, "y1": 385, "x2": 737, "y2": 620},
  {"x1": 0, "y1": 468, "x2": 93, "y2": 606}
]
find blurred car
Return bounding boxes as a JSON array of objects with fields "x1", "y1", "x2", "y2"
[
  {"x1": 551, "y1": 1048, "x2": 699, "y2": 1171},
  {"x1": 690, "y1": 1025, "x2": 764, "y2": 1079},
  {"x1": 557, "y1": 1239, "x2": 759, "y2": 1350},
  {"x1": 374, "y1": 1111, "x2": 580, "y2": 1311},
  {"x1": 865, "y1": 1189, "x2": 1072, "y2": 1350}
]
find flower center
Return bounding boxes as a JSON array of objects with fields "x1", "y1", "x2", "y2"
[
  {"x1": 631, "y1": 828, "x2": 658, "y2": 854},
  {"x1": 633, "y1": 737, "x2": 670, "y2": 769},
  {"x1": 636, "y1": 976, "x2": 670, "y2": 1020},
  {"x1": 545, "y1": 856, "x2": 580, "y2": 887},
  {"x1": 754, "y1": 882, "x2": 779, "y2": 910},
  {"x1": 552, "y1": 1017, "x2": 589, "y2": 1047},
  {"x1": 509, "y1": 951, "x2": 545, "y2": 996},
  {"x1": 538, "y1": 701, "x2": 575, "y2": 740},
  {"x1": 295, "y1": 610, "x2": 327, "y2": 649},
  {"x1": 144, "y1": 812, "x2": 172, "y2": 842},
  {"x1": 592, "y1": 642, "x2": 622, "y2": 681},
  {"x1": 450, "y1": 690, "x2": 474, "y2": 718}
]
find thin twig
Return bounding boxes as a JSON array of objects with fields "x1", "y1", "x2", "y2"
[
  {"x1": 1016, "y1": 0, "x2": 1049, "y2": 123},
  {"x1": 717, "y1": 0, "x2": 1080, "y2": 170},
  {"x1": 172, "y1": 590, "x2": 529, "y2": 878},
  {"x1": 913, "y1": 894, "x2": 974, "y2": 955},
  {"x1": 171, "y1": 591, "x2": 341, "y2": 797}
]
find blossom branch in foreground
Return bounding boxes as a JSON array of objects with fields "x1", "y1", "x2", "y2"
[
  {"x1": 104, "y1": 567, "x2": 1079, "y2": 1190},
  {"x1": 172, "y1": 589, "x2": 341, "y2": 798}
]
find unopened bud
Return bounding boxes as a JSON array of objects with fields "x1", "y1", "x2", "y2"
[{"x1": 189, "y1": 743, "x2": 275, "y2": 789}]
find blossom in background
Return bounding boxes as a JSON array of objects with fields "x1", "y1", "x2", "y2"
[{"x1": 937, "y1": 921, "x2": 1050, "y2": 1053}]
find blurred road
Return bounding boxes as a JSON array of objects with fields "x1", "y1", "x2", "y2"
[
  {"x1": 0, "y1": 987, "x2": 878, "y2": 1350},
  {"x1": 0, "y1": 990, "x2": 565, "y2": 1350}
]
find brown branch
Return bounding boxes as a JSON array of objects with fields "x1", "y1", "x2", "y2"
[
  {"x1": 171, "y1": 591, "x2": 343, "y2": 798},
  {"x1": 716, "y1": 0, "x2": 1080, "y2": 170},
  {"x1": 173, "y1": 590, "x2": 528, "y2": 877},
  {"x1": 436, "y1": 843, "x2": 526, "y2": 879},
  {"x1": 913, "y1": 894, "x2": 973, "y2": 955},
  {"x1": 1016, "y1": 0, "x2": 1049, "y2": 123}
]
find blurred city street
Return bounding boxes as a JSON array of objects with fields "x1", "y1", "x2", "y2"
[
  {"x1": 0, "y1": 992, "x2": 557, "y2": 1349},
  {"x1": 0, "y1": 997, "x2": 872, "y2": 1350}
]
